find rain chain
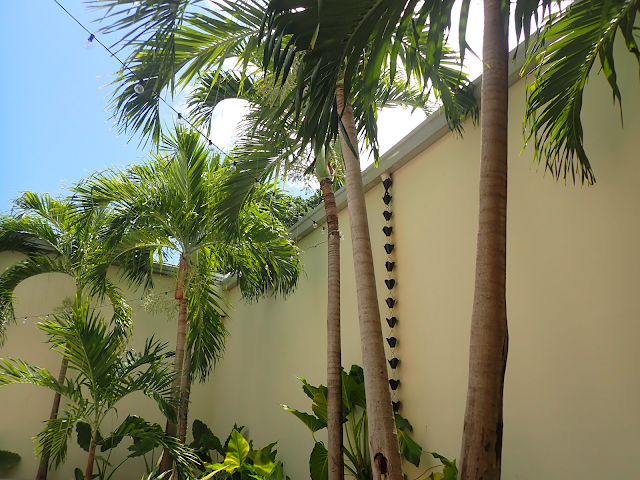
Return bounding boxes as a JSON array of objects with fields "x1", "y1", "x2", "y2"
[{"x1": 381, "y1": 173, "x2": 401, "y2": 413}]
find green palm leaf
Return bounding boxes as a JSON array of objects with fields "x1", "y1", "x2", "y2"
[{"x1": 523, "y1": 0, "x2": 640, "y2": 184}]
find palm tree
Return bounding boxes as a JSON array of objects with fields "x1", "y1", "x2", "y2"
[
  {"x1": 187, "y1": 60, "x2": 446, "y2": 480},
  {"x1": 257, "y1": 6, "x2": 476, "y2": 480},
  {"x1": 0, "y1": 296, "x2": 198, "y2": 480},
  {"x1": 0, "y1": 193, "x2": 151, "y2": 480},
  {"x1": 82, "y1": 5, "x2": 474, "y2": 479},
  {"x1": 72, "y1": 126, "x2": 301, "y2": 472}
]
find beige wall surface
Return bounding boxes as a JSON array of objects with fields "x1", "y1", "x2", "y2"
[
  {"x1": 0, "y1": 255, "x2": 214, "y2": 480},
  {"x1": 207, "y1": 56, "x2": 640, "y2": 479}
]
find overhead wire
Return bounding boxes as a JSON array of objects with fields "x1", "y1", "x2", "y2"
[
  {"x1": 7, "y1": 290, "x2": 173, "y2": 324},
  {"x1": 51, "y1": 0, "x2": 227, "y2": 156},
  {"x1": 47, "y1": 0, "x2": 329, "y2": 249}
]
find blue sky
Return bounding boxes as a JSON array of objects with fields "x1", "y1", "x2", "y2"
[
  {"x1": 0, "y1": 1, "x2": 150, "y2": 212},
  {"x1": 0, "y1": 1, "x2": 487, "y2": 214}
]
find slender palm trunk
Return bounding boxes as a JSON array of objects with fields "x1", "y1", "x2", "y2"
[
  {"x1": 160, "y1": 253, "x2": 189, "y2": 473},
  {"x1": 178, "y1": 348, "x2": 192, "y2": 443},
  {"x1": 37, "y1": 293, "x2": 79, "y2": 480},
  {"x1": 335, "y1": 83, "x2": 402, "y2": 480},
  {"x1": 35, "y1": 352, "x2": 70, "y2": 480},
  {"x1": 84, "y1": 430, "x2": 97, "y2": 480},
  {"x1": 458, "y1": 1, "x2": 509, "y2": 479},
  {"x1": 320, "y1": 177, "x2": 344, "y2": 480}
]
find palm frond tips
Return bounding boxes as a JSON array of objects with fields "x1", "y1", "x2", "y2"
[
  {"x1": 524, "y1": 0, "x2": 640, "y2": 185},
  {"x1": 260, "y1": 0, "x2": 475, "y2": 163},
  {"x1": 88, "y1": 0, "x2": 269, "y2": 144}
]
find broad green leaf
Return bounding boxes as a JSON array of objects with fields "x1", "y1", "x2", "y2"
[
  {"x1": 0, "y1": 450, "x2": 20, "y2": 470},
  {"x1": 249, "y1": 448, "x2": 275, "y2": 477},
  {"x1": 74, "y1": 468, "x2": 83, "y2": 480},
  {"x1": 192, "y1": 419, "x2": 224, "y2": 457},
  {"x1": 127, "y1": 436, "x2": 157, "y2": 458},
  {"x1": 394, "y1": 413, "x2": 413, "y2": 432},
  {"x1": 342, "y1": 368, "x2": 366, "y2": 412},
  {"x1": 397, "y1": 428, "x2": 422, "y2": 467},
  {"x1": 429, "y1": 453, "x2": 458, "y2": 480},
  {"x1": 396, "y1": 414, "x2": 421, "y2": 466},
  {"x1": 311, "y1": 391, "x2": 328, "y2": 424},
  {"x1": 223, "y1": 424, "x2": 245, "y2": 451},
  {"x1": 297, "y1": 379, "x2": 328, "y2": 423},
  {"x1": 348, "y1": 365, "x2": 365, "y2": 385},
  {"x1": 76, "y1": 422, "x2": 92, "y2": 452},
  {"x1": 268, "y1": 461, "x2": 285, "y2": 480},
  {"x1": 281, "y1": 404, "x2": 327, "y2": 433},
  {"x1": 309, "y1": 442, "x2": 328, "y2": 480},
  {"x1": 260, "y1": 441, "x2": 278, "y2": 462},
  {"x1": 224, "y1": 429, "x2": 250, "y2": 472},
  {"x1": 299, "y1": 377, "x2": 319, "y2": 400}
]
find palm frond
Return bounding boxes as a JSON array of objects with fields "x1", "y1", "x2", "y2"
[
  {"x1": 88, "y1": 0, "x2": 267, "y2": 143},
  {"x1": 34, "y1": 408, "x2": 83, "y2": 470},
  {"x1": 261, "y1": 0, "x2": 476, "y2": 161},
  {"x1": 38, "y1": 298, "x2": 126, "y2": 396},
  {"x1": 524, "y1": 0, "x2": 640, "y2": 184},
  {"x1": 0, "y1": 216, "x2": 41, "y2": 256},
  {"x1": 187, "y1": 252, "x2": 229, "y2": 382},
  {"x1": 0, "y1": 358, "x2": 81, "y2": 400}
]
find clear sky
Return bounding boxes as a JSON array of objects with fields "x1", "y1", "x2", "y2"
[
  {"x1": 0, "y1": 0, "x2": 495, "y2": 213},
  {"x1": 0, "y1": 1, "x2": 147, "y2": 212}
]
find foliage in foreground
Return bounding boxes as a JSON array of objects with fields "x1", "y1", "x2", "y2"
[
  {"x1": 282, "y1": 365, "x2": 429, "y2": 480},
  {"x1": 0, "y1": 296, "x2": 198, "y2": 480},
  {"x1": 188, "y1": 421, "x2": 289, "y2": 480},
  {"x1": 0, "y1": 449, "x2": 20, "y2": 471}
]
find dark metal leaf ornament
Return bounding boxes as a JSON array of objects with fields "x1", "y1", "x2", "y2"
[
  {"x1": 385, "y1": 261, "x2": 395, "y2": 272},
  {"x1": 386, "y1": 336, "x2": 397, "y2": 348},
  {"x1": 392, "y1": 401, "x2": 401, "y2": 412},
  {"x1": 382, "y1": 226, "x2": 393, "y2": 236},
  {"x1": 385, "y1": 297, "x2": 395, "y2": 308},
  {"x1": 386, "y1": 317, "x2": 397, "y2": 328},
  {"x1": 383, "y1": 210, "x2": 393, "y2": 221},
  {"x1": 382, "y1": 178, "x2": 393, "y2": 190},
  {"x1": 383, "y1": 192, "x2": 392, "y2": 205},
  {"x1": 385, "y1": 279, "x2": 396, "y2": 290},
  {"x1": 388, "y1": 357, "x2": 400, "y2": 369},
  {"x1": 389, "y1": 379, "x2": 400, "y2": 390},
  {"x1": 384, "y1": 243, "x2": 394, "y2": 254}
]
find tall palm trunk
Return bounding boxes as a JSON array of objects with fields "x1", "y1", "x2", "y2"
[
  {"x1": 160, "y1": 253, "x2": 189, "y2": 473},
  {"x1": 35, "y1": 353, "x2": 70, "y2": 480},
  {"x1": 84, "y1": 430, "x2": 97, "y2": 480},
  {"x1": 335, "y1": 83, "x2": 402, "y2": 480},
  {"x1": 458, "y1": 1, "x2": 509, "y2": 479},
  {"x1": 320, "y1": 177, "x2": 344, "y2": 480},
  {"x1": 37, "y1": 291, "x2": 81, "y2": 480},
  {"x1": 178, "y1": 348, "x2": 192, "y2": 443}
]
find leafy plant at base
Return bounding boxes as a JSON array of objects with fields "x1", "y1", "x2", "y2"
[
  {"x1": 424, "y1": 453, "x2": 457, "y2": 480},
  {"x1": 189, "y1": 423, "x2": 288, "y2": 480},
  {"x1": 0, "y1": 296, "x2": 198, "y2": 480},
  {"x1": 281, "y1": 365, "x2": 423, "y2": 480}
]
